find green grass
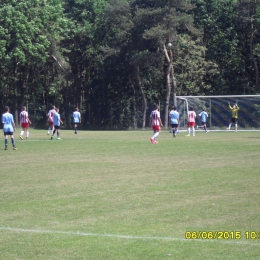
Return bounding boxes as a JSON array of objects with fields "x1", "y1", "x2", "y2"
[{"x1": 1, "y1": 129, "x2": 260, "y2": 260}]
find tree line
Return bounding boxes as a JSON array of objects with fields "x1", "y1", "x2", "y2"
[{"x1": 0, "y1": 0, "x2": 259, "y2": 129}]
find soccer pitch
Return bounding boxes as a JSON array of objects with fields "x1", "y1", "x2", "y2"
[{"x1": 1, "y1": 129, "x2": 260, "y2": 259}]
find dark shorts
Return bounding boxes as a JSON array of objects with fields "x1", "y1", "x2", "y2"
[
  {"x1": 73, "y1": 122, "x2": 80, "y2": 124},
  {"x1": 230, "y1": 118, "x2": 238, "y2": 123},
  {"x1": 4, "y1": 131, "x2": 13, "y2": 136},
  {"x1": 201, "y1": 121, "x2": 206, "y2": 125},
  {"x1": 171, "y1": 124, "x2": 178, "y2": 128},
  {"x1": 54, "y1": 125, "x2": 60, "y2": 130}
]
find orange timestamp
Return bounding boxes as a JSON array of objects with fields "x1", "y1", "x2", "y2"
[{"x1": 185, "y1": 231, "x2": 260, "y2": 240}]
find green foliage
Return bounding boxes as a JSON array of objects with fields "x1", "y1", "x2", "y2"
[
  {"x1": 0, "y1": 1, "x2": 61, "y2": 65},
  {"x1": 0, "y1": 0, "x2": 70, "y2": 125},
  {"x1": 174, "y1": 34, "x2": 218, "y2": 95},
  {"x1": 1, "y1": 0, "x2": 259, "y2": 128},
  {"x1": 192, "y1": 0, "x2": 260, "y2": 94}
]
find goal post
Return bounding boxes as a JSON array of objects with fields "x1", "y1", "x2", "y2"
[{"x1": 176, "y1": 95, "x2": 260, "y2": 130}]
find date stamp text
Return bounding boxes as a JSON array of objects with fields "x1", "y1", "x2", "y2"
[{"x1": 185, "y1": 231, "x2": 260, "y2": 240}]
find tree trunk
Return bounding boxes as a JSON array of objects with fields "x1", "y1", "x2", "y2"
[
  {"x1": 170, "y1": 65, "x2": 177, "y2": 106},
  {"x1": 163, "y1": 45, "x2": 174, "y2": 129},
  {"x1": 165, "y1": 63, "x2": 171, "y2": 128},
  {"x1": 14, "y1": 83, "x2": 19, "y2": 127},
  {"x1": 135, "y1": 65, "x2": 147, "y2": 129},
  {"x1": 130, "y1": 82, "x2": 137, "y2": 129},
  {"x1": 13, "y1": 60, "x2": 19, "y2": 127},
  {"x1": 249, "y1": 1, "x2": 259, "y2": 92},
  {"x1": 65, "y1": 79, "x2": 70, "y2": 128}
]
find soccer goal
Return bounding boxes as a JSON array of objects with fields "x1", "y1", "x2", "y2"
[{"x1": 176, "y1": 95, "x2": 260, "y2": 130}]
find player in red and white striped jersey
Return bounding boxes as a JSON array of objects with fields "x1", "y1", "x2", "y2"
[
  {"x1": 149, "y1": 105, "x2": 163, "y2": 144},
  {"x1": 19, "y1": 106, "x2": 31, "y2": 140},
  {"x1": 186, "y1": 106, "x2": 196, "y2": 137},
  {"x1": 47, "y1": 105, "x2": 56, "y2": 135}
]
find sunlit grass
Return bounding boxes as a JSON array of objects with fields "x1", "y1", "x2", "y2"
[{"x1": 1, "y1": 129, "x2": 260, "y2": 259}]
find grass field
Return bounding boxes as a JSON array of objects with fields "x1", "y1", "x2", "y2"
[{"x1": 1, "y1": 129, "x2": 260, "y2": 260}]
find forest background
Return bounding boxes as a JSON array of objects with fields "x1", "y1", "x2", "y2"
[{"x1": 0, "y1": 0, "x2": 259, "y2": 129}]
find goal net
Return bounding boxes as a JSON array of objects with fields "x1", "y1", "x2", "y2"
[{"x1": 176, "y1": 95, "x2": 260, "y2": 130}]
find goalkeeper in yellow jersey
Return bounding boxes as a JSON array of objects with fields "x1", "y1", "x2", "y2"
[{"x1": 227, "y1": 102, "x2": 239, "y2": 132}]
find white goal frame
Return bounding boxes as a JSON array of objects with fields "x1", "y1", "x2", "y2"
[{"x1": 176, "y1": 95, "x2": 260, "y2": 130}]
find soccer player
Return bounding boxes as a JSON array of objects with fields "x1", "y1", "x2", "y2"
[
  {"x1": 186, "y1": 106, "x2": 196, "y2": 137},
  {"x1": 2, "y1": 106, "x2": 17, "y2": 150},
  {"x1": 197, "y1": 107, "x2": 208, "y2": 133},
  {"x1": 169, "y1": 105, "x2": 179, "y2": 138},
  {"x1": 19, "y1": 106, "x2": 31, "y2": 140},
  {"x1": 72, "y1": 108, "x2": 81, "y2": 134},
  {"x1": 227, "y1": 102, "x2": 239, "y2": 132},
  {"x1": 47, "y1": 105, "x2": 56, "y2": 135},
  {"x1": 51, "y1": 108, "x2": 63, "y2": 140},
  {"x1": 150, "y1": 105, "x2": 163, "y2": 144}
]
